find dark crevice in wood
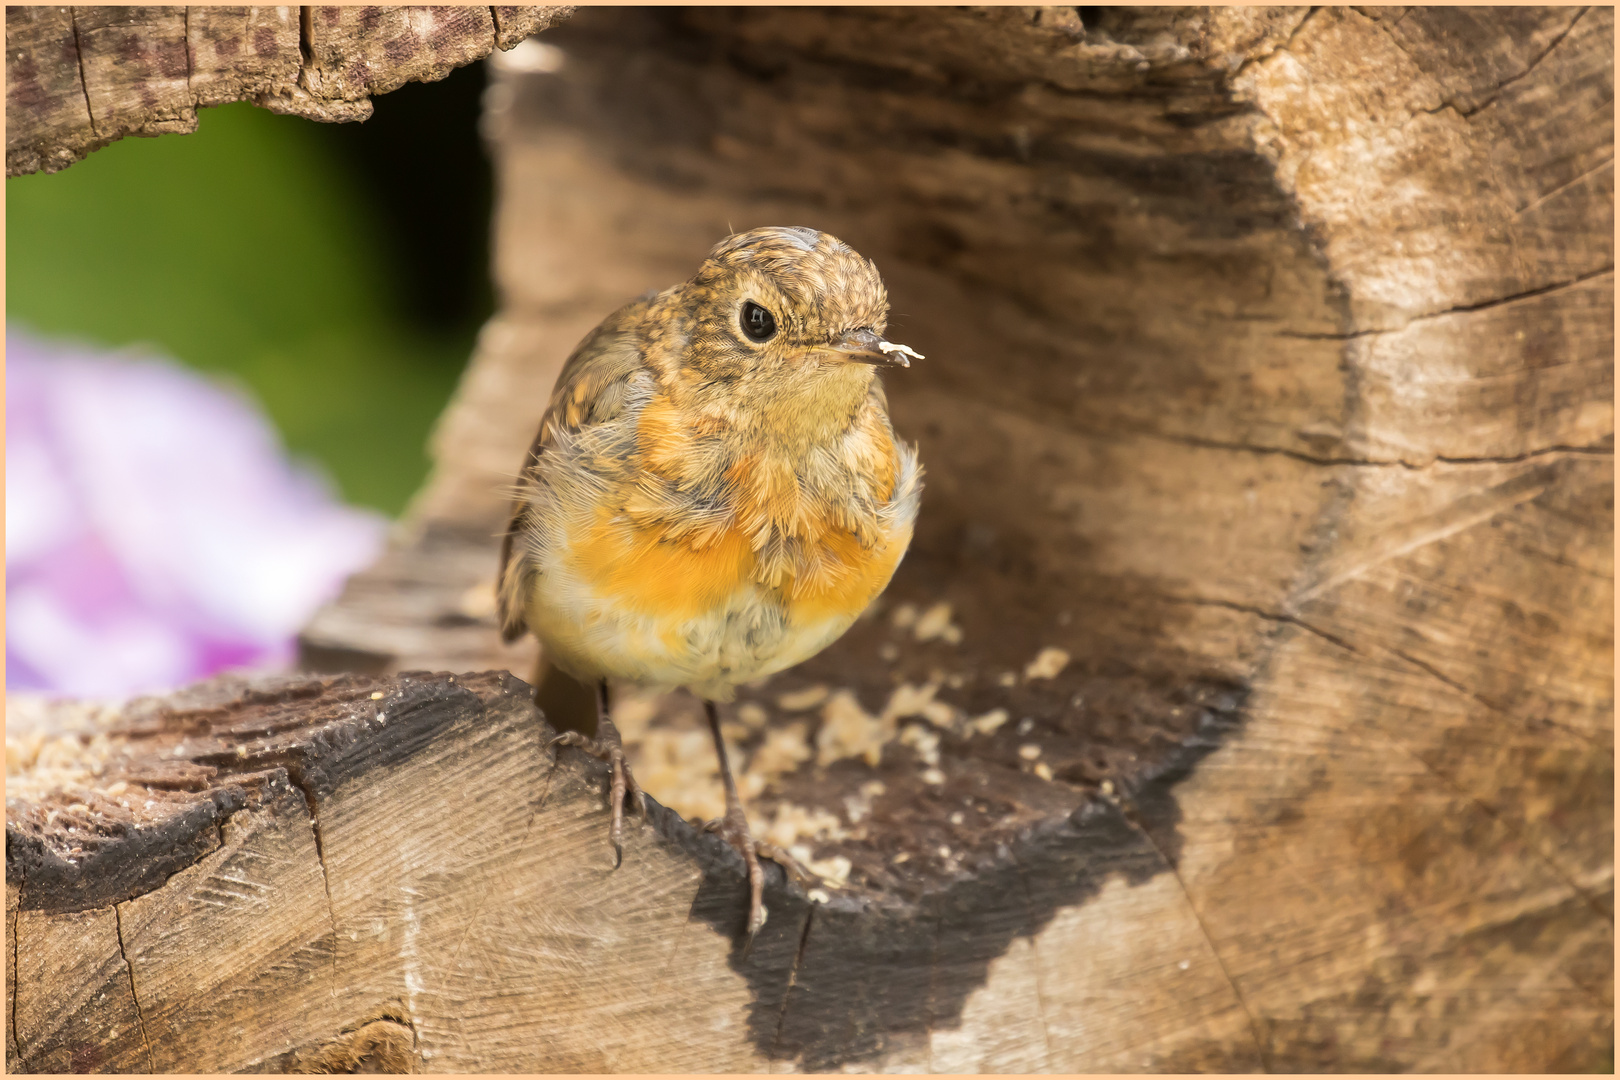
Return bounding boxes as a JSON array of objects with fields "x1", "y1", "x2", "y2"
[
  {"x1": 1279, "y1": 265, "x2": 1615, "y2": 339},
  {"x1": 1435, "y1": 445, "x2": 1614, "y2": 465},
  {"x1": 283, "y1": 765, "x2": 342, "y2": 1000},
  {"x1": 1164, "y1": 596, "x2": 1361, "y2": 656},
  {"x1": 298, "y1": 6, "x2": 314, "y2": 69},
  {"x1": 1405, "y1": 264, "x2": 1616, "y2": 323},
  {"x1": 181, "y1": 7, "x2": 193, "y2": 101},
  {"x1": 1107, "y1": 788, "x2": 1272, "y2": 1072},
  {"x1": 922, "y1": 915, "x2": 942, "y2": 1073},
  {"x1": 1229, "y1": 5, "x2": 1322, "y2": 82},
  {"x1": 770, "y1": 902, "x2": 814, "y2": 1058},
  {"x1": 1388, "y1": 646, "x2": 1506, "y2": 714},
  {"x1": 1451, "y1": 6, "x2": 1590, "y2": 119},
  {"x1": 8, "y1": 869, "x2": 22, "y2": 1065},
  {"x1": 113, "y1": 903, "x2": 155, "y2": 1072},
  {"x1": 67, "y1": 7, "x2": 98, "y2": 138},
  {"x1": 1008, "y1": 852, "x2": 1056, "y2": 1062}
]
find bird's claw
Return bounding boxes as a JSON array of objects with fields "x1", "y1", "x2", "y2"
[
  {"x1": 551, "y1": 730, "x2": 645, "y2": 869},
  {"x1": 703, "y1": 808, "x2": 825, "y2": 951}
]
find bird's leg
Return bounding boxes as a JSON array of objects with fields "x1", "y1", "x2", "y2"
[
  {"x1": 703, "y1": 699, "x2": 795, "y2": 947},
  {"x1": 550, "y1": 679, "x2": 645, "y2": 868}
]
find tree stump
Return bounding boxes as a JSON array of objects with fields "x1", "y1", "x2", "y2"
[{"x1": 11, "y1": 6, "x2": 1614, "y2": 1072}]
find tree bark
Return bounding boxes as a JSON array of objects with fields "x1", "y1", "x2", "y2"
[
  {"x1": 4, "y1": 5, "x2": 572, "y2": 176},
  {"x1": 11, "y1": 6, "x2": 1614, "y2": 1072}
]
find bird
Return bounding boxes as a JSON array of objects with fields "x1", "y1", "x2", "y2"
[{"x1": 496, "y1": 225, "x2": 923, "y2": 943}]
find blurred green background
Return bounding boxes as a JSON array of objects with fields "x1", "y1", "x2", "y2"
[{"x1": 7, "y1": 64, "x2": 493, "y2": 516}]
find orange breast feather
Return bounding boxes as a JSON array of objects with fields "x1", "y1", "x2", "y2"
[
  {"x1": 567, "y1": 507, "x2": 756, "y2": 622},
  {"x1": 567, "y1": 392, "x2": 906, "y2": 633}
]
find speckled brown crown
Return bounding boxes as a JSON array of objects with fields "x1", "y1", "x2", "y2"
[{"x1": 698, "y1": 226, "x2": 889, "y2": 337}]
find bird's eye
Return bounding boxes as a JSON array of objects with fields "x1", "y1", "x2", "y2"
[{"x1": 740, "y1": 300, "x2": 777, "y2": 343}]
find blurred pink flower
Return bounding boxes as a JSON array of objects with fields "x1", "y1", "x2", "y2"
[{"x1": 6, "y1": 330, "x2": 387, "y2": 698}]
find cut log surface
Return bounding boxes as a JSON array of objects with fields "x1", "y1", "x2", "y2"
[
  {"x1": 7, "y1": 672, "x2": 788, "y2": 1072},
  {"x1": 9, "y1": 5, "x2": 1614, "y2": 1073},
  {"x1": 4, "y1": 5, "x2": 573, "y2": 176}
]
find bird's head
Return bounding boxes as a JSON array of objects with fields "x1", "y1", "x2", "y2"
[{"x1": 654, "y1": 228, "x2": 921, "y2": 435}]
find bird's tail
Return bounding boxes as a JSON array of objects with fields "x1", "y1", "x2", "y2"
[{"x1": 532, "y1": 658, "x2": 599, "y2": 738}]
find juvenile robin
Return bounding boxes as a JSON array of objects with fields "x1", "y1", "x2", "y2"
[{"x1": 497, "y1": 226, "x2": 922, "y2": 941}]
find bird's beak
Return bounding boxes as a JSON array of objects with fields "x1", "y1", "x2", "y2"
[{"x1": 830, "y1": 328, "x2": 924, "y2": 368}]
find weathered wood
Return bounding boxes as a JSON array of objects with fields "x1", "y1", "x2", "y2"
[
  {"x1": 299, "y1": 5, "x2": 1610, "y2": 1070},
  {"x1": 4, "y1": 5, "x2": 573, "y2": 176},
  {"x1": 10, "y1": 5, "x2": 1612, "y2": 1072},
  {"x1": 6, "y1": 672, "x2": 793, "y2": 1072}
]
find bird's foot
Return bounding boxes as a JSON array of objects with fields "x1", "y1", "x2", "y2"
[
  {"x1": 703, "y1": 813, "x2": 823, "y2": 946},
  {"x1": 551, "y1": 728, "x2": 645, "y2": 869},
  {"x1": 703, "y1": 804, "x2": 768, "y2": 944},
  {"x1": 754, "y1": 839, "x2": 821, "y2": 889}
]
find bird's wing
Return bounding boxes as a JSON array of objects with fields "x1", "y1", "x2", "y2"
[{"x1": 497, "y1": 297, "x2": 654, "y2": 642}]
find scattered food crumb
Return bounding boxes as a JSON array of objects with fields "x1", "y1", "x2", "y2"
[
  {"x1": 1178, "y1": 959, "x2": 1191, "y2": 971},
  {"x1": 1024, "y1": 646, "x2": 1071, "y2": 680},
  {"x1": 879, "y1": 642, "x2": 900, "y2": 662},
  {"x1": 949, "y1": 811, "x2": 965, "y2": 825},
  {"x1": 808, "y1": 888, "x2": 832, "y2": 904},
  {"x1": 636, "y1": 728, "x2": 724, "y2": 822},
  {"x1": 890, "y1": 603, "x2": 918, "y2": 629},
  {"x1": 1018, "y1": 744, "x2": 1042, "y2": 761},
  {"x1": 1100, "y1": 779, "x2": 1115, "y2": 796},
  {"x1": 937, "y1": 845, "x2": 951, "y2": 859},
  {"x1": 806, "y1": 854, "x2": 852, "y2": 887},
  {"x1": 1017, "y1": 717, "x2": 1035, "y2": 735},
  {"x1": 816, "y1": 690, "x2": 892, "y2": 767},
  {"x1": 776, "y1": 684, "x2": 830, "y2": 712},
  {"x1": 841, "y1": 779, "x2": 888, "y2": 825},
  {"x1": 998, "y1": 671, "x2": 1018, "y2": 687},
  {"x1": 884, "y1": 681, "x2": 940, "y2": 722},
  {"x1": 913, "y1": 602, "x2": 963, "y2": 645},
  {"x1": 736, "y1": 702, "x2": 769, "y2": 729},
  {"x1": 900, "y1": 723, "x2": 941, "y2": 766},
  {"x1": 877, "y1": 340, "x2": 925, "y2": 362},
  {"x1": 922, "y1": 700, "x2": 959, "y2": 729},
  {"x1": 1034, "y1": 762, "x2": 1054, "y2": 781},
  {"x1": 921, "y1": 767, "x2": 946, "y2": 785},
  {"x1": 369, "y1": 691, "x2": 384, "y2": 701},
  {"x1": 893, "y1": 851, "x2": 910, "y2": 864},
  {"x1": 946, "y1": 673, "x2": 967, "y2": 689},
  {"x1": 970, "y1": 708, "x2": 1010, "y2": 736},
  {"x1": 765, "y1": 803, "x2": 849, "y2": 849},
  {"x1": 747, "y1": 721, "x2": 812, "y2": 782}
]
